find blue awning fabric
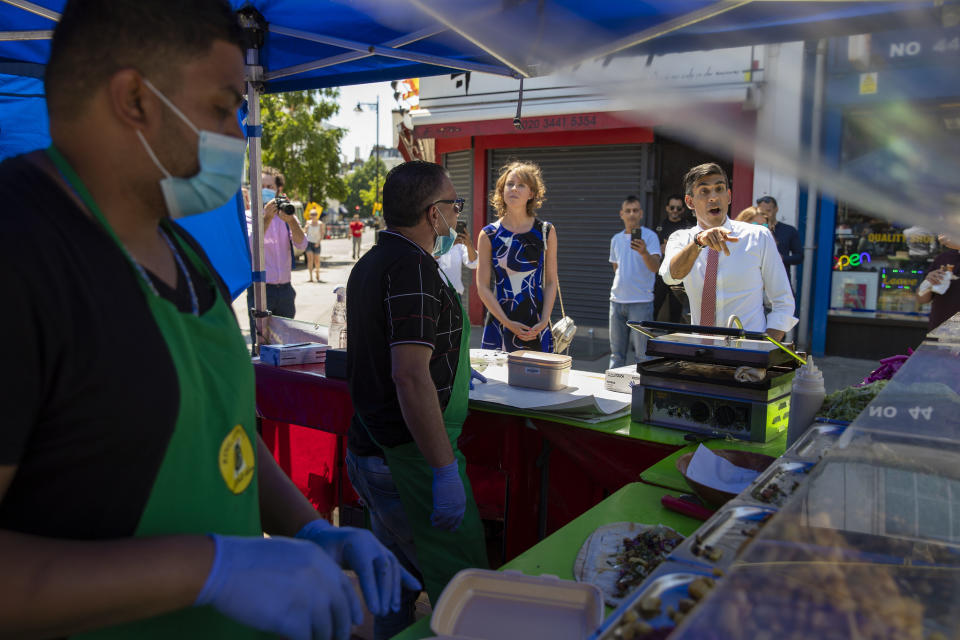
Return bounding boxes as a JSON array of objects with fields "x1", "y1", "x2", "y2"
[{"x1": 0, "y1": 1, "x2": 942, "y2": 296}]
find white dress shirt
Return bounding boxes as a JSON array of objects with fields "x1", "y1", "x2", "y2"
[
  {"x1": 659, "y1": 217, "x2": 797, "y2": 332},
  {"x1": 437, "y1": 243, "x2": 479, "y2": 294}
]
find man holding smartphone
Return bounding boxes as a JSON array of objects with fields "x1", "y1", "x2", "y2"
[
  {"x1": 609, "y1": 195, "x2": 661, "y2": 368},
  {"x1": 437, "y1": 220, "x2": 479, "y2": 295}
]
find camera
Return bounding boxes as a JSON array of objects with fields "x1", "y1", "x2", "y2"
[
  {"x1": 456, "y1": 220, "x2": 467, "y2": 235},
  {"x1": 275, "y1": 194, "x2": 295, "y2": 216}
]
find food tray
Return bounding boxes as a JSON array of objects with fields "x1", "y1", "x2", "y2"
[
  {"x1": 669, "y1": 562, "x2": 960, "y2": 640},
  {"x1": 431, "y1": 569, "x2": 603, "y2": 640},
  {"x1": 668, "y1": 504, "x2": 778, "y2": 571},
  {"x1": 785, "y1": 422, "x2": 847, "y2": 462},
  {"x1": 747, "y1": 460, "x2": 815, "y2": 508},
  {"x1": 590, "y1": 564, "x2": 719, "y2": 640}
]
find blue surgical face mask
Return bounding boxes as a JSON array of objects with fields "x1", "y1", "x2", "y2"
[
  {"x1": 431, "y1": 208, "x2": 457, "y2": 257},
  {"x1": 136, "y1": 78, "x2": 246, "y2": 218},
  {"x1": 262, "y1": 188, "x2": 276, "y2": 205}
]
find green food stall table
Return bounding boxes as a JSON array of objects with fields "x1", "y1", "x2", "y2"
[
  {"x1": 390, "y1": 482, "x2": 702, "y2": 640},
  {"x1": 638, "y1": 435, "x2": 787, "y2": 492}
]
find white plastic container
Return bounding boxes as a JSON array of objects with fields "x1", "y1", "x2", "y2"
[
  {"x1": 604, "y1": 364, "x2": 642, "y2": 394},
  {"x1": 507, "y1": 350, "x2": 571, "y2": 391},
  {"x1": 429, "y1": 569, "x2": 604, "y2": 640},
  {"x1": 785, "y1": 356, "x2": 826, "y2": 447}
]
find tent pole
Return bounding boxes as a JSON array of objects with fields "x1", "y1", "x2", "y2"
[
  {"x1": 798, "y1": 39, "x2": 826, "y2": 352},
  {"x1": 246, "y1": 48, "x2": 267, "y2": 355}
]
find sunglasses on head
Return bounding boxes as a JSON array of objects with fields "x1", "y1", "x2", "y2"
[{"x1": 756, "y1": 197, "x2": 775, "y2": 205}]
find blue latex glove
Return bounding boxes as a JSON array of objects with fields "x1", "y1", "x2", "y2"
[
  {"x1": 296, "y1": 519, "x2": 421, "y2": 617},
  {"x1": 431, "y1": 460, "x2": 465, "y2": 531},
  {"x1": 195, "y1": 534, "x2": 362, "y2": 640},
  {"x1": 469, "y1": 368, "x2": 487, "y2": 390}
]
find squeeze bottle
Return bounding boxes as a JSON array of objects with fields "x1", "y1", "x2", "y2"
[
  {"x1": 329, "y1": 285, "x2": 347, "y2": 349},
  {"x1": 786, "y1": 356, "x2": 826, "y2": 447}
]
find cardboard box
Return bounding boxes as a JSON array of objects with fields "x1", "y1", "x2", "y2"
[
  {"x1": 604, "y1": 365, "x2": 642, "y2": 394},
  {"x1": 259, "y1": 343, "x2": 328, "y2": 367}
]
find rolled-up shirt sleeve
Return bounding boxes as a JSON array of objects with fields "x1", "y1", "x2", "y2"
[
  {"x1": 462, "y1": 245, "x2": 479, "y2": 269},
  {"x1": 291, "y1": 228, "x2": 308, "y2": 251},
  {"x1": 659, "y1": 229, "x2": 690, "y2": 285},
  {"x1": 761, "y1": 230, "x2": 798, "y2": 332}
]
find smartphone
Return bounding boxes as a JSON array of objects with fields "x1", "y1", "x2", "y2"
[
  {"x1": 631, "y1": 227, "x2": 643, "y2": 242},
  {"x1": 456, "y1": 220, "x2": 468, "y2": 235}
]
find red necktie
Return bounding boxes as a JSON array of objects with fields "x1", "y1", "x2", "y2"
[{"x1": 700, "y1": 248, "x2": 719, "y2": 326}]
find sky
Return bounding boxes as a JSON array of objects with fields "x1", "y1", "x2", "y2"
[{"x1": 327, "y1": 81, "x2": 401, "y2": 165}]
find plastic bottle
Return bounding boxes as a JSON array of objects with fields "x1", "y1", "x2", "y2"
[
  {"x1": 786, "y1": 356, "x2": 826, "y2": 447},
  {"x1": 329, "y1": 285, "x2": 347, "y2": 349}
]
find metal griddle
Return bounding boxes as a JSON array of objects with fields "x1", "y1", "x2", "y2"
[
  {"x1": 638, "y1": 321, "x2": 795, "y2": 368},
  {"x1": 628, "y1": 321, "x2": 803, "y2": 442}
]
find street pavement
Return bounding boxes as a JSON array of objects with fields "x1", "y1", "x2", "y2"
[
  {"x1": 233, "y1": 227, "x2": 878, "y2": 394},
  {"x1": 231, "y1": 227, "x2": 376, "y2": 342}
]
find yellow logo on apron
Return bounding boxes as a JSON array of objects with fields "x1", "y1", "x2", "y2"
[{"x1": 219, "y1": 425, "x2": 255, "y2": 494}]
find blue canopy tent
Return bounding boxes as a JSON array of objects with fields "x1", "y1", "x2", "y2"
[{"x1": 0, "y1": 0, "x2": 945, "y2": 346}]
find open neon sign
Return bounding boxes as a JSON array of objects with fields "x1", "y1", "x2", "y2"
[{"x1": 835, "y1": 252, "x2": 871, "y2": 271}]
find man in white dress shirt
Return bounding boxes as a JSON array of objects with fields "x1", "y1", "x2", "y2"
[{"x1": 659, "y1": 163, "x2": 796, "y2": 340}]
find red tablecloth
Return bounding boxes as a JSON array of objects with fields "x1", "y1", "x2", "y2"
[
  {"x1": 253, "y1": 361, "x2": 680, "y2": 560},
  {"x1": 254, "y1": 363, "x2": 356, "y2": 517},
  {"x1": 253, "y1": 362, "x2": 533, "y2": 558}
]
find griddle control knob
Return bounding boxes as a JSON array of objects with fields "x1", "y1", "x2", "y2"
[{"x1": 690, "y1": 401, "x2": 710, "y2": 423}]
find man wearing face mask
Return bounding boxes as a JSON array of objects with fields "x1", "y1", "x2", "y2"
[
  {"x1": 245, "y1": 166, "x2": 307, "y2": 343},
  {"x1": 345, "y1": 161, "x2": 489, "y2": 639},
  {"x1": 0, "y1": 1, "x2": 418, "y2": 639}
]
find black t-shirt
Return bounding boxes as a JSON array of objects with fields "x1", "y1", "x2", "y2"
[
  {"x1": 346, "y1": 230, "x2": 463, "y2": 457},
  {"x1": 0, "y1": 154, "x2": 228, "y2": 538},
  {"x1": 929, "y1": 249, "x2": 960, "y2": 329},
  {"x1": 656, "y1": 217, "x2": 695, "y2": 251}
]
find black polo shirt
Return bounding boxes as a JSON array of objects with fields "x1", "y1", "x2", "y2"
[{"x1": 346, "y1": 230, "x2": 463, "y2": 457}]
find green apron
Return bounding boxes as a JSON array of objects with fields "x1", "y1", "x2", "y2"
[
  {"x1": 47, "y1": 148, "x2": 266, "y2": 639},
  {"x1": 362, "y1": 278, "x2": 488, "y2": 604}
]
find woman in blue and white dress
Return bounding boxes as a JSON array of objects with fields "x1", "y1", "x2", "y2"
[{"x1": 477, "y1": 161, "x2": 558, "y2": 352}]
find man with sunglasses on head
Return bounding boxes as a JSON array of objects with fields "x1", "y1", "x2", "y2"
[
  {"x1": 345, "y1": 161, "x2": 488, "y2": 640},
  {"x1": 654, "y1": 194, "x2": 693, "y2": 322}
]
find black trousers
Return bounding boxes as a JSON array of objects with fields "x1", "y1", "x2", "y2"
[
  {"x1": 653, "y1": 276, "x2": 682, "y2": 323},
  {"x1": 246, "y1": 282, "x2": 297, "y2": 342}
]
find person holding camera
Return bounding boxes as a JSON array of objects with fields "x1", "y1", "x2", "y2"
[
  {"x1": 609, "y1": 195, "x2": 661, "y2": 368},
  {"x1": 437, "y1": 220, "x2": 478, "y2": 295},
  {"x1": 246, "y1": 166, "x2": 307, "y2": 342}
]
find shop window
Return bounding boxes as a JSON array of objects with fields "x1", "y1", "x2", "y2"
[
  {"x1": 830, "y1": 104, "x2": 959, "y2": 320},
  {"x1": 830, "y1": 204, "x2": 937, "y2": 317}
]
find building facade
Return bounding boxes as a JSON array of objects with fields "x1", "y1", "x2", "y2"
[{"x1": 407, "y1": 44, "x2": 806, "y2": 332}]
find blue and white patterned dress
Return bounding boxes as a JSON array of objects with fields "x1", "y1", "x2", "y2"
[{"x1": 480, "y1": 218, "x2": 554, "y2": 352}]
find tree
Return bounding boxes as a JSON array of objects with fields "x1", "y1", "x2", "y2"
[
  {"x1": 260, "y1": 89, "x2": 346, "y2": 204},
  {"x1": 343, "y1": 156, "x2": 387, "y2": 217}
]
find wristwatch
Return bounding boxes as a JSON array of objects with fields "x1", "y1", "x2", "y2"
[{"x1": 693, "y1": 231, "x2": 706, "y2": 249}]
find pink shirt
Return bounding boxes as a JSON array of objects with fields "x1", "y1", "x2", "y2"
[{"x1": 248, "y1": 214, "x2": 308, "y2": 284}]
